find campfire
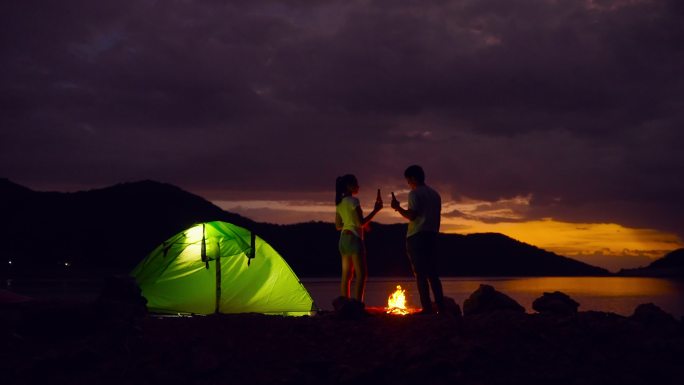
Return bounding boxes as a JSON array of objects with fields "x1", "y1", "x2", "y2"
[{"x1": 386, "y1": 285, "x2": 410, "y2": 315}]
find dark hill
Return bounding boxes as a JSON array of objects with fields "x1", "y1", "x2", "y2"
[
  {"x1": 619, "y1": 249, "x2": 684, "y2": 277},
  {"x1": 257, "y1": 222, "x2": 608, "y2": 277},
  {"x1": 0, "y1": 179, "x2": 253, "y2": 272},
  {"x1": 0, "y1": 179, "x2": 608, "y2": 277},
  {"x1": 648, "y1": 249, "x2": 684, "y2": 269}
]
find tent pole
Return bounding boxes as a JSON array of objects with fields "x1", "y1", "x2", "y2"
[
  {"x1": 215, "y1": 241, "x2": 221, "y2": 314},
  {"x1": 248, "y1": 231, "x2": 256, "y2": 266},
  {"x1": 202, "y1": 223, "x2": 209, "y2": 269}
]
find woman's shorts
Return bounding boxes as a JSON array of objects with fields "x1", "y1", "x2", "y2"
[{"x1": 339, "y1": 230, "x2": 364, "y2": 256}]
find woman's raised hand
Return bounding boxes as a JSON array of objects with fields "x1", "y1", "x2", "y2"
[{"x1": 374, "y1": 188, "x2": 383, "y2": 211}]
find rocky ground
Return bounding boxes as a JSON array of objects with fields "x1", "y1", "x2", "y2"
[{"x1": 2, "y1": 285, "x2": 683, "y2": 385}]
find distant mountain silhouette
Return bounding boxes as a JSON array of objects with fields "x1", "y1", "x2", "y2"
[
  {"x1": 618, "y1": 249, "x2": 684, "y2": 277},
  {"x1": 0, "y1": 179, "x2": 608, "y2": 277},
  {"x1": 0, "y1": 178, "x2": 253, "y2": 272},
  {"x1": 263, "y1": 222, "x2": 608, "y2": 277}
]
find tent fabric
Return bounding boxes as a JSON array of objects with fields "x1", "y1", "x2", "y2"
[{"x1": 131, "y1": 221, "x2": 315, "y2": 316}]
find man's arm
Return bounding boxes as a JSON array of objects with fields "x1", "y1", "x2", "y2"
[
  {"x1": 391, "y1": 192, "x2": 417, "y2": 221},
  {"x1": 395, "y1": 205, "x2": 417, "y2": 221}
]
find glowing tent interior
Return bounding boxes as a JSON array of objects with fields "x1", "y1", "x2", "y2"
[{"x1": 131, "y1": 221, "x2": 315, "y2": 316}]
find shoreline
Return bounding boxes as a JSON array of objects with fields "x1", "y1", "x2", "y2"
[
  {"x1": 4, "y1": 276, "x2": 684, "y2": 318},
  {"x1": 3, "y1": 295, "x2": 683, "y2": 385}
]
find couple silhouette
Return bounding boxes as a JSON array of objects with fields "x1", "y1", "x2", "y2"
[{"x1": 335, "y1": 165, "x2": 444, "y2": 315}]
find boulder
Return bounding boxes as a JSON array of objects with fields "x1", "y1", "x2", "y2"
[
  {"x1": 439, "y1": 296, "x2": 462, "y2": 319},
  {"x1": 532, "y1": 291, "x2": 580, "y2": 315},
  {"x1": 96, "y1": 275, "x2": 147, "y2": 332},
  {"x1": 332, "y1": 296, "x2": 366, "y2": 319},
  {"x1": 630, "y1": 303, "x2": 677, "y2": 328},
  {"x1": 97, "y1": 275, "x2": 147, "y2": 311},
  {"x1": 463, "y1": 284, "x2": 525, "y2": 316}
]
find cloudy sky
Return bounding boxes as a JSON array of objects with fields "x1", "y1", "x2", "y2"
[{"x1": 2, "y1": 0, "x2": 683, "y2": 271}]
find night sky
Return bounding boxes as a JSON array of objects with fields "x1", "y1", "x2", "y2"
[{"x1": 2, "y1": 0, "x2": 683, "y2": 271}]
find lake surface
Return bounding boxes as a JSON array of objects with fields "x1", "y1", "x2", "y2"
[
  {"x1": 303, "y1": 277, "x2": 684, "y2": 318},
  {"x1": 4, "y1": 276, "x2": 683, "y2": 318}
]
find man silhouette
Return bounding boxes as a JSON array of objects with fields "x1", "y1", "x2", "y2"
[{"x1": 391, "y1": 165, "x2": 444, "y2": 314}]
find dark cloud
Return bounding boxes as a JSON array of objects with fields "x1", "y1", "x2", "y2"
[{"x1": 1, "y1": 0, "x2": 683, "y2": 235}]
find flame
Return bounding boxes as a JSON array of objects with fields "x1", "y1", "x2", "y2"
[{"x1": 386, "y1": 285, "x2": 409, "y2": 315}]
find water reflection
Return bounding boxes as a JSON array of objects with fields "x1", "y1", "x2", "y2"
[
  {"x1": 498, "y1": 277, "x2": 679, "y2": 296},
  {"x1": 4, "y1": 276, "x2": 682, "y2": 318},
  {"x1": 303, "y1": 277, "x2": 684, "y2": 317}
]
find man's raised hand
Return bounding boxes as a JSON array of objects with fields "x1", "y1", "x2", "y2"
[{"x1": 390, "y1": 192, "x2": 400, "y2": 210}]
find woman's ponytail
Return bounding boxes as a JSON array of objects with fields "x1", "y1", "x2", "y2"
[
  {"x1": 335, "y1": 174, "x2": 357, "y2": 205},
  {"x1": 335, "y1": 176, "x2": 345, "y2": 205}
]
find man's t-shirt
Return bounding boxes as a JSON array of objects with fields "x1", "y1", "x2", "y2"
[{"x1": 407, "y1": 185, "x2": 441, "y2": 238}]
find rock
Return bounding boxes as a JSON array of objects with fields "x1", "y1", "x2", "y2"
[
  {"x1": 532, "y1": 291, "x2": 580, "y2": 315},
  {"x1": 462, "y1": 284, "x2": 525, "y2": 316},
  {"x1": 96, "y1": 275, "x2": 147, "y2": 332},
  {"x1": 630, "y1": 303, "x2": 678, "y2": 328},
  {"x1": 438, "y1": 296, "x2": 463, "y2": 318},
  {"x1": 97, "y1": 275, "x2": 147, "y2": 314},
  {"x1": 98, "y1": 275, "x2": 147, "y2": 307},
  {"x1": 332, "y1": 296, "x2": 366, "y2": 319}
]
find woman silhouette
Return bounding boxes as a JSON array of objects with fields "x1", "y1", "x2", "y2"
[{"x1": 335, "y1": 174, "x2": 383, "y2": 302}]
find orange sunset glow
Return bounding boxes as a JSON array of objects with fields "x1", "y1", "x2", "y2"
[
  {"x1": 215, "y1": 198, "x2": 684, "y2": 272},
  {"x1": 440, "y1": 218, "x2": 683, "y2": 272}
]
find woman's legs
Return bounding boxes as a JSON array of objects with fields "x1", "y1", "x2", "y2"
[
  {"x1": 339, "y1": 231, "x2": 366, "y2": 301},
  {"x1": 351, "y1": 247, "x2": 367, "y2": 302},
  {"x1": 340, "y1": 254, "x2": 354, "y2": 297}
]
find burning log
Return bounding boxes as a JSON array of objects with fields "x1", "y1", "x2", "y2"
[{"x1": 386, "y1": 285, "x2": 410, "y2": 315}]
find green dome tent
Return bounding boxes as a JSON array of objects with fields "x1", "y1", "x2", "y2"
[{"x1": 131, "y1": 221, "x2": 315, "y2": 316}]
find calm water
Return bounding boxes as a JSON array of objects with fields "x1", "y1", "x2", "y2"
[
  {"x1": 303, "y1": 277, "x2": 684, "y2": 318},
  {"x1": 4, "y1": 276, "x2": 683, "y2": 318}
]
